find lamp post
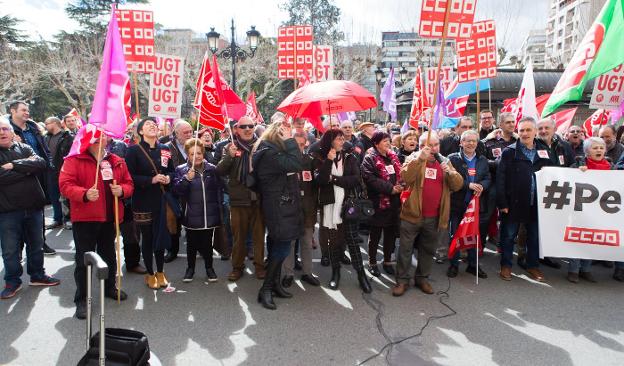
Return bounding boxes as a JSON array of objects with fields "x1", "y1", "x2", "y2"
[
  {"x1": 399, "y1": 66, "x2": 409, "y2": 84},
  {"x1": 206, "y1": 19, "x2": 260, "y2": 93},
  {"x1": 374, "y1": 67, "x2": 385, "y2": 122}
]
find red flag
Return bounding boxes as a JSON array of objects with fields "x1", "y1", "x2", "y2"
[
  {"x1": 211, "y1": 55, "x2": 246, "y2": 120},
  {"x1": 583, "y1": 109, "x2": 610, "y2": 137},
  {"x1": 448, "y1": 196, "x2": 481, "y2": 259},
  {"x1": 194, "y1": 52, "x2": 227, "y2": 131},
  {"x1": 501, "y1": 97, "x2": 517, "y2": 113},
  {"x1": 298, "y1": 69, "x2": 311, "y2": 88},
  {"x1": 535, "y1": 93, "x2": 551, "y2": 116},
  {"x1": 246, "y1": 91, "x2": 264, "y2": 124},
  {"x1": 551, "y1": 107, "x2": 578, "y2": 135},
  {"x1": 409, "y1": 67, "x2": 429, "y2": 128}
]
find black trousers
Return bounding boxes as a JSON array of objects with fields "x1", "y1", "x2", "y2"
[
  {"x1": 121, "y1": 204, "x2": 140, "y2": 267},
  {"x1": 186, "y1": 228, "x2": 215, "y2": 271},
  {"x1": 73, "y1": 221, "x2": 117, "y2": 304},
  {"x1": 138, "y1": 223, "x2": 164, "y2": 275},
  {"x1": 368, "y1": 225, "x2": 397, "y2": 265},
  {"x1": 328, "y1": 221, "x2": 364, "y2": 272}
]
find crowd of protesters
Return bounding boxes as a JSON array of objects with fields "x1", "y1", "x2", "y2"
[{"x1": 2, "y1": 100, "x2": 624, "y2": 316}]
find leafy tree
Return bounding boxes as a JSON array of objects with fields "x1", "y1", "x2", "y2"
[
  {"x1": 0, "y1": 13, "x2": 30, "y2": 52},
  {"x1": 65, "y1": 0, "x2": 149, "y2": 32},
  {"x1": 280, "y1": 0, "x2": 344, "y2": 45}
]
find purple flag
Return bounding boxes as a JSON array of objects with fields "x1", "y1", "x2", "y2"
[
  {"x1": 401, "y1": 116, "x2": 410, "y2": 134},
  {"x1": 380, "y1": 67, "x2": 397, "y2": 121},
  {"x1": 89, "y1": 5, "x2": 130, "y2": 139},
  {"x1": 431, "y1": 84, "x2": 446, "y2": 130}
]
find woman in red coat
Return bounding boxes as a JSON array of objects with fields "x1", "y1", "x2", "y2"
[{"x1": 59, "y1": 125, "x2": 134, "y2": 320}]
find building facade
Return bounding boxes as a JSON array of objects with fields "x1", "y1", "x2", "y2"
[{"x1": 521, "y1": 29, "x2": 547, "y2": 69}]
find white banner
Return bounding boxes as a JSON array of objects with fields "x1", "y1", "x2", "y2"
[
  {"x1": 148, "y1": 54, "x2": 184, "y2": 119},
  {"x1": 536, "y1": 167, "x2": 624, "y2": 261},
  {"x1": 589, "y1": 64, "x2": 624, "y2": 109},
  {"x1": 424, "y1": 66, "x2": 453, "y2": 106},
  {"x1": 312, "y1": 45, "x2": 334, "y2": 82}
]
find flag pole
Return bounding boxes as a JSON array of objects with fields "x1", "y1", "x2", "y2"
[
  {"x1": 93, "y1": 131, "x2": 105, "y2": 187},
  {"x1": 476, "y1": 234, "x2": 480, "y2": 285},
  {"x1": 425, "y1": 0, "x2": 452, "y2": 146},
  {"x1": 476, "y1": 78, "x2": 481, "y2": 133},
  {"x1": 293, "y1": 28, "x2": 298, "y2": 89},
  {"x1": 488, "y1": 82, "x2": 492, "y2": 111},
  {"x1": 113, "y1": 179, "x2": 122, "y2": 303},
  {"x1": 132, "y1": 70, "x2": 141, "y2": 119}
]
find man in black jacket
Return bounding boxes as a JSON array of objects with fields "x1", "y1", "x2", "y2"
[
  {"x1": 440, "y1": 116, "x2": 486, "y2": 157},
  {"x1": 8, "y1": 101, "x2": 56, "y2": 255},
  {"x1": 44, "y1": 117, "x2": 74, "y2": 228},
  {"x1": 0, "y1": 117, "x2": 60, "y2": 299}
]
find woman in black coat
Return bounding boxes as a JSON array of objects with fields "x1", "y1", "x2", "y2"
[
  {"x1": 252, "y1": 119, "x2": 304, "y2": 310},
  {"x1": 361, "y1": 131, "x2": 404, "y2": 277},
  {"x1": 173, "y1": 138, "x2": 224, "y2": 283},
  {"x1": 314, "y1": 129, "x2": 372, "y2": 293},
  {"x1": 125, "y1": 117, "x2": 176, "y2": 289},
  {"x1": 447, "y1": 130, "x2": 491, "y2": 279}
]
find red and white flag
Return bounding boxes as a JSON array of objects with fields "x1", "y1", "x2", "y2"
[
  {"x1": 514, "y1": 62, "x2": 539, "y2": 126},
  {"x1": 551, "y1": 107, "x2": 578, "y2": 135},
  {"x1": 65, "y1": 124, "x2": 105, "y2": 159},
  {"x1": 583, "y1": 109, "x2": 610, "y2": 137},
  {"x1": 409, "y1": 67, "x2": 429, "y2": 128},
  {"x1": 245, "y1": 91, "x2": 264, "y2": 124},
  {"x1": 298, "y1": 69, "x2": 311, "y2": 88},
  {"x1": 212, "y1": 55, "x2": 246, "y2": 120},
  {"x1": 448, "y1": 196, "x2": 481, "y2": 259},
  {"x1": 193, "y1": 52, "x2": 227, "y2": 131}
]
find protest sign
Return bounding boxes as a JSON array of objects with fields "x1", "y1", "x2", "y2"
[
  {"x1": 589, "y1": 64, "x2": 624, "y2": 109},
  {"x1": 277, "y1": 25, "x2": 314, "y2": 80},
  {"x1": 148, "y1": 54, "x2": 184, "y2": 118},
  {"x1": 419, "y1": 0, "x2": 477, "y2": 39},
  {"x1": 537, "y1": 167, "x2": 624, "y2": 261},
  {"x1": 312, "y1": 45, "x2": 334, "y2": 82},
  {"x1": 115, "y1": 9, "x2": 155, "y2": 73},
  {"x1": 456, "y1": 20, "x2": 497, "y2": 82},
  {"x1": 424, "y1": 66, "x2": 453, "y2": 106}
]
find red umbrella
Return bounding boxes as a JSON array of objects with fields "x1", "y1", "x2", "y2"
[{"x1": 277, "y1": 80, "x2": 377, "y2": 119}]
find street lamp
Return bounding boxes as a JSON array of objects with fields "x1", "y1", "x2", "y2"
[
  {"x1": 373, "y1": 67, "x2": 385, "y2": 122},
  {"x1": 399, "y1": 66, "x2": 409, "y2": 84},
  {"x1": 375, "y1": 67, "x2": 385, "y2": 84},
  {"x1": 206, "y1": 19, "x2": 261, "y2": 93}
]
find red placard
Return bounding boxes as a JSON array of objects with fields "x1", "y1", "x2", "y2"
[
  {"x1": 419, "y1": 0, "x2": 477, "y2": 39},
  {"x1": 115, "y1": 9, "x2": 155, "y2": 73},
  {"x1": 277, "y1": 25, "x2": 314, "y2": 80},
  {"x1": 456, "y1": 20, "x2": 497, "y2": 82}
]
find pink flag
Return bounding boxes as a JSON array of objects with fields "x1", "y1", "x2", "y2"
[
  {"x1": 89, "y1": 5, "x2": 130, "y2": 139},
  {"x1": 65, "y1": 124, "x2": 104, "y2": 159}
]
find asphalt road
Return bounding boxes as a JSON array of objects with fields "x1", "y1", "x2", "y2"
[{"x1": 1, "y1": 208, "x2": 623, "y2": 366}]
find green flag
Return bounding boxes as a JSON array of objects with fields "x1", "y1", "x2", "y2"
[{"x1": 542, "y1": 0, "x2": 624, "y2": 117}]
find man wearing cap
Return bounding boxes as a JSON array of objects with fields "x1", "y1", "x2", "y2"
[{"x1": 358, "y1": 121, "x2": 376, "y2": 153}]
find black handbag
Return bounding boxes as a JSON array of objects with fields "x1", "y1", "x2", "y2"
[{"x1": 341, "y1": 176, "x2": 375, "y2": 222}]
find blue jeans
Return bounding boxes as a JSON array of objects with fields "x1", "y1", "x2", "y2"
[
  {"x1": 0, "y1": 209, "x2": 46, "y2": 286},
  {"x1": 499, "y1": 214, "x2": 539, "y2": 269},
  {"x1": 47, "y1": 172, "x2": 62, "y2": 223},
  {"x1": 568, "y1": 259, "x2": 592, "y2": 273},
  {"x1": 267, "y1": 237, "x2": 292, "y2": 262}
]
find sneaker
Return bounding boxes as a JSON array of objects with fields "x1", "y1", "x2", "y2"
[
  {"x1": 1, "y1": 284, "x2": 22, "y2": 299},
  {"x1": 43, "y1": 244, "x2": 57, "y2": 255},
  {"x1": 29, "y1": 275, "x2": 60, "y2": 286},
  {"x1": 206, "y1": 268, "x2": 218, "y2": 283},
  {"x1": 183, "y1": 268, "x2": 195, "y2": 283},
  {"x1": 45, "y1": 221, "x2": 62, "y2": 230},
  {"x1": 75, "y1": 301, "x2": 87, "y2": 319}
]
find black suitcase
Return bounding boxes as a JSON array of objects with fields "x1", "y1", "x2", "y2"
[{"x1": 77, "y1": 252, "x2": 150, "y2": 366}]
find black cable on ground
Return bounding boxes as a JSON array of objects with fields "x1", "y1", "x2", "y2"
[{"x1": 358, "y1": 277, "x2": 457, "y2": 365}]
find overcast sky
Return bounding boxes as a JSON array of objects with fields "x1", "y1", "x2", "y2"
[{"x1": 9, "y1": 0, "x2": 549, "y2": 54}]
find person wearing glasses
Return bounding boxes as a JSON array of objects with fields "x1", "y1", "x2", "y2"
[
  {"x1": 440, "y1": 117, "x2": 486, "y2": 157},
  {"x1": 216, "y1": 117, "x2": 266, "y2": 282},
  {"x1": 478, "y1": 110, "x2": 496, "y2": 140},
  {"x1": 565, "y1": 126, "x2": 585, "y2": 158}
]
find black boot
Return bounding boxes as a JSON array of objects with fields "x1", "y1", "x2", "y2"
[
  {"x1": 257, "y1": 260, "x2": 278, "y2": 310},
  {"x1": 357, "y1": 269, "x2": 372, "y2": 293},
  {"x1": 329, "y1": 267, "x2": 341, "y2": 290},
  {"x1": 272, "y1": 261, "x2": 292, "y2": 298}
]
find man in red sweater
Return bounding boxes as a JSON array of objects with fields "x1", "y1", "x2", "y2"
[{"x1": 59, "y1": 126, "x2": 134, "y2": 319}]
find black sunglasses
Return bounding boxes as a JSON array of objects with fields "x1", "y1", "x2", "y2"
[{"x1": 237, "y1": 125, "x2": 254, "y2": 130}]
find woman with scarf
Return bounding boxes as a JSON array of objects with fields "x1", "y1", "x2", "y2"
[
  {"x1": 252, "y1": 120, "x2": 303, "y2": 310},
  {"x1": 570, "y1": 137, "x2": 618, "y2": 283},
  {"x1": 125, "y1": 117, "x2": 176, "y2": 289},
  {"x1": 361, "y1": 131, "x2": 404, "y2": 277},
  {"x1": 314, "y1": 129, "x2": 372, "y2": 293}
]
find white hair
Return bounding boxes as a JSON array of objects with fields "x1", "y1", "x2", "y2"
[
  {"x1": 583, "y1": 136, "x2": 606, "y2": 155},
  {"x1": 0, "y1": 116, "x2": 13, "y2": 131},
  {"x1": 460, "y1": 129, "x2": 479, "y2": 142},
  {"x1": 419, "y1": 131, "x2": 439, "y2": 146}
]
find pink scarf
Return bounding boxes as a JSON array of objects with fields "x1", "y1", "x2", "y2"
[{"x1": 373, "y1": 150, "x2": 402, "y2": 210}]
